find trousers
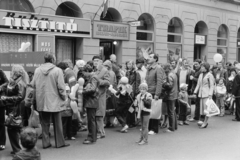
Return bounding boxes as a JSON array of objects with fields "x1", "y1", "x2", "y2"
[
  {"x1": 140, "y1": 115, "x2": 150, "y2": 142},
  {"x1": 39, "y1": 112, "x2": 65, "y2": 148},
  {"x1": 0, "y1": 106, "x2": 6, "y2": 146},
  {"x1": 62, "y1": 116, "x2": 72, "y2": 139},
  {"x1": 96, "y1": 116, "x2": 105, "y2": 136},
  {"x1": 166, "y1": 100, "x2": 178, "y2": 131},
  {"x1": 87, "y1": 108, "x2": 97, "y2": 142}
]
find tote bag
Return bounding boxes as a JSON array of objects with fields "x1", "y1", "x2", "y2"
[
  {"x1": 150, "y1": 99, "x2": 162, "y2": 119},
  {"x1": 205, "y1": 99, "x2": 220, "y2": 117}
]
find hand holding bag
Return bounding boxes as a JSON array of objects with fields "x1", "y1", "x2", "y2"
[
  {"x1": 204, "y1": 99, "x2": 220, "y2": 117},
  {"x1": 28, "y1": 105, "x2": 40, "y2": 128},
  {"x1": 4, "y1": 104, "x2": 23, "y2": 128}
]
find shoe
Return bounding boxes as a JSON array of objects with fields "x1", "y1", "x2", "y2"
[
  {"x1": 43, "y1": 144, "x2": 52, "y2": 149},
  {"x1": 164, "y1": 129, "x2": 172, "y2": 133},
  {"x1": 120, "y1": 125, "x2": 129, "y2": 132},
  {"x1": 148, "y1": 131, "x2": 156, "y2": 135},
  {"x1": 178, "y1": 121, "x2": 183, "y2": 126},
  {"x1": 138, "y1": 141, "x2": 148, "y2": 145},
  {"x1": 70, "y1": 137, "x2": 76, "y2": 140},
  {"x1": 161, "y1": 123, "x2": 167, "y2": 128},
  {"x1": 0, "y1": 145, "x2": 5, "y2": 151},
  {"x1": 197, "y1": 121, "x2": 203, "y2": 126},
  {"x1": 56, "y1": 143, "x2": 70, "y2": 148},
  {"x1": 189, "y1": 118, "x2": 197, "y2": 122},
  {"x1": 136, "y1": 139, "x2": 143, "y2": 143},
  {"x1": 232, "y1": 119, "x2": 240, "y2": 122},
  {"x1": 10, "y1": 151, "x2": 16, "y2": 155},
  {"x1": 97, "y1": 135, "x2": 105, "y2": 139},
  {"x1": 83, "y1": 140, "x2": 96, "y2": 144},
  {"x1": 200, "y1": 123, "x2": 208, "y2": 129},
  {"x1": 183, "y1": 121, "x2": 189, "y2": 125},
  {"x1": 139, "y1": 129, "x2": 142, "y2": 131}
]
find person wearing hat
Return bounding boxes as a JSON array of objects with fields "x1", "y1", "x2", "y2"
[
  {"x1": 194, "y1": 62, "x2": 215, "y2": 128},
  {"x1": 231, "y1": 63, "x2": 240, "y2": 121},
  {"x1": 178, "y1": 83, "x2": 190, "y2": 126}
]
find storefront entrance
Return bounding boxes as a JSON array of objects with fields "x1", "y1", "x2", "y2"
[{"x1": 100, "y1": 40, "x2": 114, "y2": 60}]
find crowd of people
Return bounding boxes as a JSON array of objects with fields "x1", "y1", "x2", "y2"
[{"x1": 0, "y1": 52, "x2": 240, "y2": 159}]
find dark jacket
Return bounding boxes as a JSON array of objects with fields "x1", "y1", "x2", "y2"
[
  {"x1": 232, "y1": 72, "x2": 240, "y2": 96},
  {"x1": 177, "y1": 67, "x2": 194, "y2": 94},
  {"x1": 163, "y1": 72, "x2": 178, "y2": 101},
  {"x1": 146, "y1": 63, "x2": 165, "y2": 97},
  {"x1": 2, "y1": 78, "x2": 26, "y2": 114},
  {"x1": 0, "y1": 69, "x2": 8, "y2": 92},
  {"x1": 111, "y1": 62, "x2": 121, "y2": 83},
  {"x1": 126, "y1": 69, "x2": 141, "y2": 97},
  {"x1": 190, "y1": 67, "x2": 201, "y2": 94},
  {"x1": 83, "y1": 75, "x2": 99, "y2": 109}
]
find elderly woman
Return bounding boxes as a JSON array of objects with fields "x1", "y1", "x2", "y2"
[
  {"x1": 1, "y1": 65, "x2": 28, "y2": 154},
  {"x1": 125, "y1": 60, "x2": 141, "y2": 128},
  {"x1": 194, "y1": 62, "x2": 215, "y2": 129}
]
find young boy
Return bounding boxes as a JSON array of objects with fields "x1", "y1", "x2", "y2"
[
  {"x1": 215, "y1": 78, "x2": 227, "y2": 117},
  {"x1": 135, "y1": 83, "x2": 152, "y2": 145},
  {"x1": 13, "y1": 127, "x2": 41, "y2": 160},
  {"x1": 178, "y1": 83, "x2": 190, "y2": 126}
]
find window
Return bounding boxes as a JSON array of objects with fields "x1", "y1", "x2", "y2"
[
  {"x1": 56, "y1": 2, "x2": 82, "y2": 18},
  {"x1": 167, "y1": 18, "x2": 183, "y2": 63},
  {"x1": 217, "y1": 25, "x2": 228, "y2": 63},
  {"x1": 0, "y1": 0, "x2": 34, "y2": 12}
]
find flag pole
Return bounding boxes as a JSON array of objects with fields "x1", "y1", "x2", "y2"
[{"x1": 92, "y1": 1, "x2": 104, "y2": 20}]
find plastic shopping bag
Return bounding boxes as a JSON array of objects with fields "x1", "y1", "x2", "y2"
[
  {"x1": 204, "y1": 99, "x2": 220, "y2": 117},
  {"x1": 28, "y1": 106, "x2": 40, "y2": 128},
  {"x1": 150, "y1": 99, "x2": 162, "y2": 119}
]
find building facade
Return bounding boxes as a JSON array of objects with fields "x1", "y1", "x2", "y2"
[{"x1": 1, "y1": 0, "x2": 240, "y2": 65}]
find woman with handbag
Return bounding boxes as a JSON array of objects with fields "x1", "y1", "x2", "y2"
[
  {"x1": 1, "y1": 65, "x2": 28, "y2": 154},
  {"x1": 194, "y1": 62, "x2": 215, "y2": 129},
  {"x1": 0, "y1": 69, "x2": 9, "y2": 151}
]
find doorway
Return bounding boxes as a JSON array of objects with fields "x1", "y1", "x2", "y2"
[
  {"x1": 56, "y1": 38, "x2": 75, "y2": 63},
  {"x1": 100, "y1": 40, "x2": 114, "y2": 61}
]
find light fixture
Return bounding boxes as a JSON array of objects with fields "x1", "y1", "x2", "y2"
[{"x1": 113, "y1": 41, "x2": 117, "y2": 45}]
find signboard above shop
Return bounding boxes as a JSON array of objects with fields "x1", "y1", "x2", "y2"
[
  {"x1": 0, "y1": 10, "x2": 91, "y2": 37},
  {"x1": 93, "y1": 21, "x2": 130, "y2": 40},
  {"x1": 195, "y1": 35, "x2": 207, "y2": 45}
]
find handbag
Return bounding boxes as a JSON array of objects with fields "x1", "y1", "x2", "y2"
[{"x1": 4, "y1": 104, "x2": 23, "y2": 128}]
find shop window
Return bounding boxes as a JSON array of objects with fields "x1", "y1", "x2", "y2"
[
  {"x1": 167, "y1": 17, "x2": 183, "y2": 63},
  {"x1": 136, "y1": 13, "x2": 155, "y2": 59},
  {"x1": 0, "y1": 33, "x2": 33, "y2": 53},
  {"x1": 217, "y1": 25, "x2": 228, "y2": 63},
  {"x1": 56, "y1": 39, "x2": 74, "y2": 63},
  {"x1": 0, "y1": 0, "x2": 34, "y2": 12},
  {"x1": 56, "y1": 2, "x2": 82, "y2": 17}
]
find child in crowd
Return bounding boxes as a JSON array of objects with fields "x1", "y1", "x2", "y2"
[
  {"x1": 109, "y1": 77, "x2": 132, "y2": 133},
  {"x1": 215, "y1": 77, "x2": 227, "y2": 117},
  {"x1": 135, "y1": 83, "x2": 152, "y2": 145},
  {"x1": 13, "y1": 127, "x2": 41, "y2": 160},
  {"x1": 178, "y1": 83, "x2": 190, "y2": 126}
]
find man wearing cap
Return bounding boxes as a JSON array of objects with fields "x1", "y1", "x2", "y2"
[
  {"x1": 231, "y1": 63, "x2": 240, "y2": 122},
  {"x1": 146, "y1": 53, "x2": 165, "y2": 135}
]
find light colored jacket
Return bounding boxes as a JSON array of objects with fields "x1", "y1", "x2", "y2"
[
  {"x1": 136, "y1": 92, "x2": 152, "y2": 119},
  {"x1": 31, "y1": 63, "x2": 66, "y2": 112},
  {"x1": 194, "y1": 72, "x2": 214, "y2": 98}
]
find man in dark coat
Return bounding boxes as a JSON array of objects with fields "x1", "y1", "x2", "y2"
[
  {"x1": 231, "y1": 63, "x2": 240, "y2": 122},
  {"x1": 110, "y1": 54, "x2": 121, "y2": 83}
]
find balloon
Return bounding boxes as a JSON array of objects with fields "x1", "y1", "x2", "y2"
[{"x1": 213, "y1": 53, "x2": 223, "y2": 63}]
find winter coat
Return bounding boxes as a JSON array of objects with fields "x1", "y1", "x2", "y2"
[
  {"x1": 194, "y1": 72, "x2": 215, "y2": 98},
  {"x1": 164, "y1": 72, "x2": 178, "y2": 101},
  {"x1": 2, "y1": 77, "x2": 26, "y2": 115},
  {"x1": 95, "y1": 65, "x2": 110, "y2": 116},
  {"x1": 146, "y1": 63, "x2": 165, "y2": 97},
  {"x1": 31, "y1": 63, "x2": 66, "y2": 112},
  {"x1": 126, "y1": 69, "x2": 141, "y2": 97},
  {"x1": 215, "y1": 83, "x2": 227, "y2": 98},
  {"x1": 83, "y1": 75, "x2": 99, "y2": 109}
]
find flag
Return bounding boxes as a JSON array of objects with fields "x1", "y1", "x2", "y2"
[{"x1": 101, "y1": 0, "x2": 108, "y2": 18}]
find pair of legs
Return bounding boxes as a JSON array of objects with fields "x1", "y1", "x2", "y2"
[
  {"x1": 139, "y1": 115, "x2": 150, "y2": 143},
  {"x1": 86, "y1": 108, "x2": 97, "y2": 142},
  {"x1": 216, "y1": 97, "x2": 225, "y2": 116},
  {"x1": 96, "y1": 116, "x2": 105, "y2": 137},
  {"x1": 39, "y1": 112, "x2": 66, "y2": 148},
  {"x1": 62, "y1": 116, "x2": 73, "y2": 139},
  {"x1": 166, "y1": 100, "x2": 177, "y2": 131},
  {"x1": 0, "y1": 106, "x2": 6, "y2": 150},
  {"x1": 148, "y1": 119, "x2": 159, "y2": 133},
  {"x1": 179, "y1": 102, "x2": 188, "y2": 125}
]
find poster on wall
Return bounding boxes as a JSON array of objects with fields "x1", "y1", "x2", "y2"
[
  {"x1": 136, "y1": 42, "x2": 153, "y2": 59},
  {"x1": 167, "y1": 44, "x2": 182, "y2": 63}
]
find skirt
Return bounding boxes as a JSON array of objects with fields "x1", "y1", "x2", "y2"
[{"x1": 200, "y1": 98, "x2": 208, "y2": 115}]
